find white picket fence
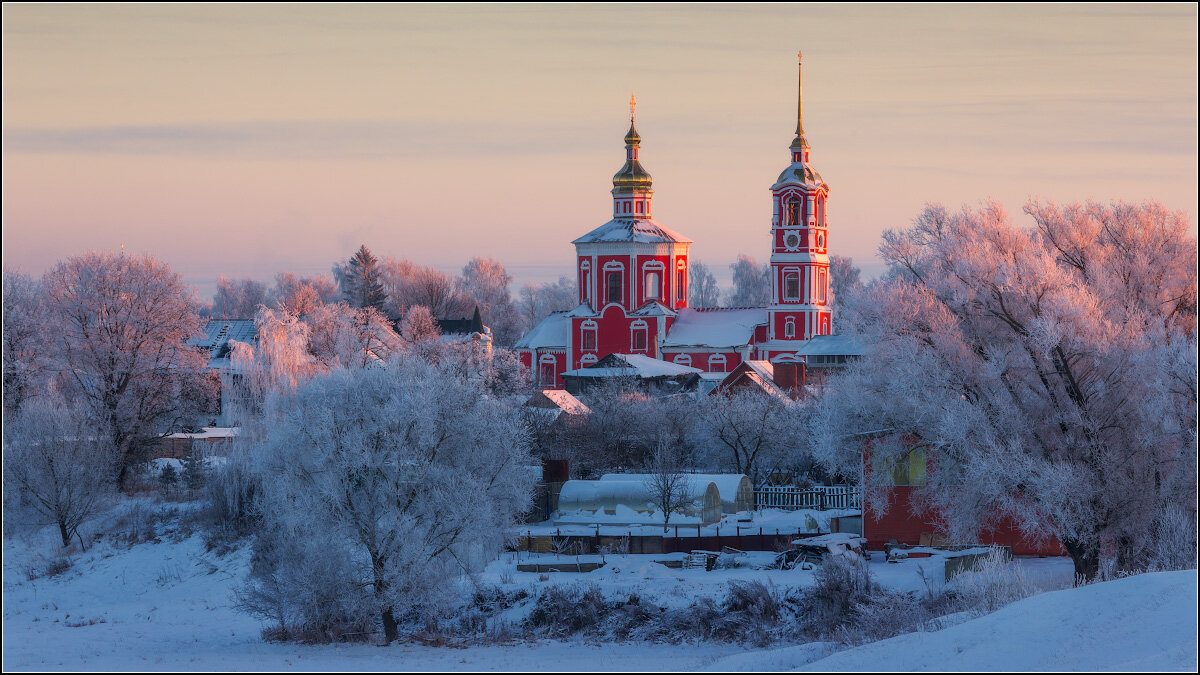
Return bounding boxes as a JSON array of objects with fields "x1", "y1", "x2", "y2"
[{"x1": 754, "y1": 484, "x2": 861, "y2": 511}]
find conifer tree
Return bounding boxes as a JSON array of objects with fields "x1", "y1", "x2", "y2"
[{"x1": 341, "y1": 245, "x2": 386, "y2": 310}]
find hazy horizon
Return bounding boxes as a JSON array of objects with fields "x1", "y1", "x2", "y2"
[{"x1": 4, "y1": 3, "x2": 1196, "y2": 301}]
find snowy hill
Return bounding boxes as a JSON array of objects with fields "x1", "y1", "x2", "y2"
[{"x1": 710, "y1": 570, "x2": 1198, "y2": 672}]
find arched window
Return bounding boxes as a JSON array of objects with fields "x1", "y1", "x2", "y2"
[
  {"x1": 709, "y1": 354, "x2": 727, "y2": 372},
  {"x1": 581, "y1": 322, "x2": 597, "y2": 351},
  {"x1": 606, "y1": 271, "x2": 622, "y2": 305},
  {"x1": 784, "y1": 317, "x2": 796, "y2": 338},
  {"x1": 818, "y1": 270, "x2": 827, "y2": 304},
  {"x1": 538, "y1": 354, "x2": 557, "y2": 386},
  {"x1": 631, "y1": 322, "x2": 647, "y2": 351},
  {"x1": 787, "y1": 197, "x2": 801, "y2": 227},
  {"x1": 645, "y1": 271, "x2": 661, "y2": 300},
  {"x1": 784, "y1": 271, "x2": 800, "y2": 300},
  {"x1": 672, "y1": 353, "x2": 692, "y2": 367}
]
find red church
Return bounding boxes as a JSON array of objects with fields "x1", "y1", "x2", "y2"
[{"x1": 517, "y1": 54, "x2": 834, "y2": 388}]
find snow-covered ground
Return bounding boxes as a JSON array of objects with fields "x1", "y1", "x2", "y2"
[
  {"x1": 792, "y1": 570, "x2": 1197, "y2": 672},
  {"x1": 3, "y1": 502, "x2": 1193, "y2": 671}
]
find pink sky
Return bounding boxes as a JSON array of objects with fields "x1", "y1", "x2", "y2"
[{"x1": 3, "y1": 4, "x2": 1196, "y2": 298}]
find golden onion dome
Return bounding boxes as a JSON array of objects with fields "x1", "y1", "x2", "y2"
[
  {"x1": 624, "y1": 121, "x2": 641, "y2": 145},
  {"x1": 613, "y1": 160, "x2": 653, "y2": 192},
  {"x1": 613, "y1": 121, "x2": 653, "y2": 193}
]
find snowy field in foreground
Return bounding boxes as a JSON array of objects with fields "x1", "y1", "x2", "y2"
[{"x1": 3, "y1": 510, "x2": 1193, "y2": 672}]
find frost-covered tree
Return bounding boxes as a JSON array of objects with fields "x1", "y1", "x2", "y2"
[
  {"x1": 399, "y1": 305, "x2": 441, "y2": 345},
  {"x1": 272, "y1": 272, "x2": 338, "y2": 316},
  {"x1": 643, "y1": 442, "x2": 692, "y2": 532},
  {"x1": 42, "y1": 251, "x2": 214, "y2": 485},
  {"x1": 239, "y1": 358, "x2": 534, "y2": 643},
  {"x1": 3, "y1": 270, "x2": 51, "y2": 414},
  {"x1": 339, "y1": 245, "x2": 387, "y2": 310},
  {"x1": 461, "y1": 256, "x2": 512, "y2": 311},
  {"x1": 813, "y1": 199, "x2": 1197, "y2": 580},
  {"x1": 517, "y1": 275, "x2": 576, "y2": 333},
  {"x1": 461, "y1": 257, "x2": 522, "y2": 346},
  {"x1": 303, "y1": 303, "x2": 401, "y2": 370},
  {"x1": 4, "y1": 396, "x2": 120, "y2": 547},
  {"x1": 828, "y1": 254, "x2": 862, "y2": 312},
  {"x1": 689, "y1": 261, "x2": 721, "y2": 308},
  {"x1": 727, "y1": 254, "x2": 770, "y2": 307},
  {"x1": 696, "y1": 390, "x2": 798, "y2": 485},
  {"x1": 212, "y1": 276, "x2": 270, "y2": 319}
]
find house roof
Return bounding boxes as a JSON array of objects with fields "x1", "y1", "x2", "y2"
[
  {"x1": 436, "y1": 306, "x2": 485, "y2": 335},
  {"x1": 562, "y1": 353, "x2": 702, "y2": 378},
  {"x1": 192, "y1": 319, "x2": 257, "y2": 366},
  {"x1": 572, "y1": 217, "x2": 693, "y2": 245},
  {"x1": 662, "y1": 308, "x2": 766, "y2": 348},
  {"x1": 526, "y1": 389, "x2": 592, "y2": 416},
  {"x1": 711, "y1": 360, "x2": 791, "y2": 401},
  {"x1": 514, "y1": 311, "x2": 570, "y2": 350},
  {"x1": 794, "y1": 333, "x2": 865, "y2": 357}
]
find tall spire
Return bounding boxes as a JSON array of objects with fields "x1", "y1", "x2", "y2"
[{"x1": 790, "y1": 51, "x2": 809, "y2": 152}]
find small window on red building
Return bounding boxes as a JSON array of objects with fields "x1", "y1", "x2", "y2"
[
  {"x1": 581, "y1": 325, "x2": 597, "y2": 351},
  {"x1": 784, "y1": 317, "x2": 796, "y2": 338},
  {"x1": 632, "y1": 328, "x2": 646, "y2": 351},
  {"x1": 676, "y1": 269, "x2": 685, "y2": 301},
  {"x1": 784, "y1": 272, "x2": 799, "y2": 300},
  {"x1": 539, "y1": 363, "x2": 555, "y2": 386},
  {"x1": 606, "y1": 272, "x2": 622, "y2": 305}
]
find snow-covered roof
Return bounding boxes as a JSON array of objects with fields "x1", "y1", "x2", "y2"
[
  {"x1": 563, "y1": 303, "x2": 597, "y2": 318},
  {"x1": 562, "y1": 353, "x2": 702, "y2": 378},
  {"x1": 599, "y1": 473, "x2": 751, "y2": 513},
  {"x1": 192, "y1": 319, "x2": 257, "y2": 367},
  {"x1": 715, "y1": 360, "x2": 791, "y2": 400},
  {"x1": 630, "y1": 300, "x2": 677, "y2": 318},
  {"x1": 514, "y1": 311, "x2": 570, "y2": 350},
  {"x1": 165, "y1": 427, "x2": 240, "y2": 440},
  {"x1": 536, "y1": 389, "x2": 591, "y2": 416},
  {"x1": 662, "y1": 308, "x2": 766, "y2": 348},
  {"x1": 572, "y1": 217, "x2": 693, "y2": 245},
  {"x1": 794, "y1": 334, "x2": 865, "y2": 357}
]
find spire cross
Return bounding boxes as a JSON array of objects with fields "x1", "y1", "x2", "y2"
[{"x1": 630, "y1": 94, "x2": 637, "y2": 121}]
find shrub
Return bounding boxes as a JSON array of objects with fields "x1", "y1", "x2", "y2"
[
  {"x1": 235, "y1": 527, "x2": 376, "y2": 644},
  {"x1": 200, "y1": 454, "x2": 260, "y2": 549},
  {"x1": 157, "y1": 464, "x2": 179, "y2": 493},
  {"x1": 835, "y1": 589, "x2": 928, "y2": 646},
  {"x1": 950, "y1": 547, "x2": 1033, "y2": 614},
  {"x1": 524, "y1": 584, "x2": 607, "y2": 638},
  {"x1": 804, "y1": 554, "x2": 874, "y2": 636}
]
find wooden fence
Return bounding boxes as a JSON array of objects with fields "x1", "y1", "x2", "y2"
[
  {"x1": 754, "y1": 484, "x2": 861, "y2": 511},
  {"x1": 515, "y1": 527, "x2": 825, "y2": 555}
]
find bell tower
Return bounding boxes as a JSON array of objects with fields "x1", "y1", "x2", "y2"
[{"x1": 767, "y1": 51, "x2": 831, "y2": 347}]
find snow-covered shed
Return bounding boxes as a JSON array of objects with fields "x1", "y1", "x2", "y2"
[
  {"x1": 555, "y1": 478, "x2": 722, "y2": 526},
  {"x1": 561, "y1": 353, "x2": 702, "y2": 396},
  {"x1": 599, "y1": 473, "x2": 752, "y2": 514}
]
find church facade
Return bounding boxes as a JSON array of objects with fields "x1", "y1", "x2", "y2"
[{"x1": 516, "y1": 54, "x2": 833, "y2": 389}]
